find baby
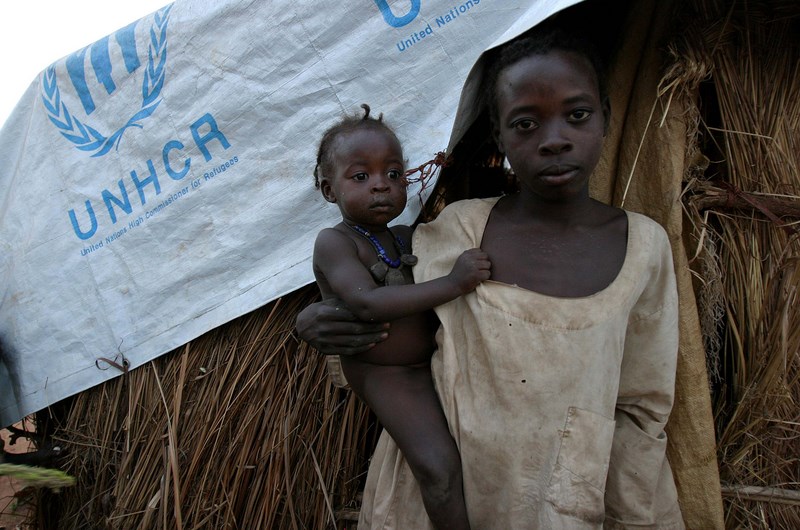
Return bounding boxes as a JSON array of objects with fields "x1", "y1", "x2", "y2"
[{"x1": 311, "y1": 104, "x2": 489, "y2": 529}]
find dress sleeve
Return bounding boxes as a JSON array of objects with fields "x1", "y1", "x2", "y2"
[{"x1": 605, "y1": 220, "x2": 685, "y2": 529}]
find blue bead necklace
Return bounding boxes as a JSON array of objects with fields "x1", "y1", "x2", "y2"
[{"x1": 348, "y1": 224, "x2": 406, "y2": 268}]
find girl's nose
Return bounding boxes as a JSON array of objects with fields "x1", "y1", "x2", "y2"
[{"x1": 538, "y1": 124, "x2": 573, "y2": 155}]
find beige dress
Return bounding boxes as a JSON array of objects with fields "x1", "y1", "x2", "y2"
[{"x1": 358, "y1": 198, "x2": 685, "y2": 529}]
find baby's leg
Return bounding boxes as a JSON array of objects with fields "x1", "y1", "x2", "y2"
[{"x1": 342, "y1": 359, "x2": 470, "y2": 530}]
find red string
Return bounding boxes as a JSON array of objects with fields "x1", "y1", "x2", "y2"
[{"x1": 403, "y1": 151, "x2": 450, "y2": 209}]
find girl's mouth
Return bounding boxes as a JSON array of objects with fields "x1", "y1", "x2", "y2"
[{"x1": 538, "y1": 165, "x2": 579, "y2": 184}]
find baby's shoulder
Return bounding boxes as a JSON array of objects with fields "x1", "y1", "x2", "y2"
[
  {"x1": 315, "y1": 225, "x2": 349, "y2": 243},
  {"x1": 313, "y1": 225, "x2": 358, "y2": 256}
]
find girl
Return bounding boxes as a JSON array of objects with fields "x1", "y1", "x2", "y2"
[
  {"x1": 300, "y1": 27, "x2": 685, "y2": 529},
  {"x1": 311, "y1": 105, "x2": 490, "y2": 530}
]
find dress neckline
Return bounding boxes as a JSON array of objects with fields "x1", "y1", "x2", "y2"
[{"x1": 476, "y1": 196, "x2": 635, "y2": 302}]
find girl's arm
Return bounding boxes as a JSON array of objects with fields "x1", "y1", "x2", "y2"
[
  {"x1": 314, "y1": 227, "x2": 489, "y2": 322},
  {"x1": 294, "y1": 298, "x2": 390, "y2": 355},
  {"x1": 604, "y1": 227, "x2": 684, "y2": 528}
]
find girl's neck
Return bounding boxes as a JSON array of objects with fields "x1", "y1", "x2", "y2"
[{"x1": 509, "y1": 189, "x2": 598, "y2": 227}]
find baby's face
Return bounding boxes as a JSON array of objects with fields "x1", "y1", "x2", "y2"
[
  {"x1": 321, "y1": 127, "x2": 407, "y2": 231},
  {"x1": 494, "y1": 49, "x2": 608, "y2": 202}
]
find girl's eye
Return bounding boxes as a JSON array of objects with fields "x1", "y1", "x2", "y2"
[
  {"x1": 569, "y1": 109, "x2": 592, "y2": 122},
  {"x1": 387, "y1": 169, "x2": 402, "y2": 180},
  {"x1": 512, "y1": 119, "x2": 537, "y2": 131},
  {"x1": 352, "y1": 172, "x2": 368, "y2": 181}
]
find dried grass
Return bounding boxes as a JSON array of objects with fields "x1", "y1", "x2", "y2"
[
  {"x1": 668, "y1": 0, "x2": 800, "y2": 527},
  {"x1": 34, "y1": 286, "x2": 375, "y2": 529}
]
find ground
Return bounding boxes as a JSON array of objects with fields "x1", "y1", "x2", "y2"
[{"x1": 0, "y1": 424, "x2": 34, "y2": 530}]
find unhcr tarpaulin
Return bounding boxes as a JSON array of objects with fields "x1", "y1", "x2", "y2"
[{"x1": 0, "y1": 0, "x2": 585, "y2": 425}]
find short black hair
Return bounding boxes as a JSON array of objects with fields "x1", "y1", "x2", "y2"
[
  {"x1": 313, "y1": 104, "x2": 400, "y2": 189},
  {"x1": 485, "y1": 25, "x2": 609, "y2": 131}
]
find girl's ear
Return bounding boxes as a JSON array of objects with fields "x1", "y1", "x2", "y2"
[
  {"x1": 320, "y1": 178, "x2": 337, "y2": 203},
  {"x1": 602, "y1": 97, "x2": 611, "y2": 136},
  {"x1": 492, "y1": 124, "x2": 505, "y2": 154}
]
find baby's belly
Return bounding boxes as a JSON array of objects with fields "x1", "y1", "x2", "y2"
[{"x1": 350, "y1": 312, "x2": 438, "y2": 366}]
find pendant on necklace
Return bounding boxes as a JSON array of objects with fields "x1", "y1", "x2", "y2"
[
  {"x1": 400, "y1": 254, "x2": 418, "y2": 266},
  {"x1": 385, "y1": 268, "x2": 405, "y2": 285},
  {"x1": 349, "y1": 224, "x2": 417, "y2": 286},
  {"x1": 369, "y1": 261, "x2": 389, "y2": 283}
]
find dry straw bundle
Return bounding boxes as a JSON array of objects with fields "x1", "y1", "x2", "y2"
[
  {"x1": 38, "y1": 286, "x2": 374, "y2": 529},
  {"x1": 668, "y1": 0, "x2": 800, "y2": 527}
]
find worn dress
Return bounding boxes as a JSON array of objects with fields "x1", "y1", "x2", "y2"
[{"x1": 358, "y1": 198, "x2": 685, "y2": 529}]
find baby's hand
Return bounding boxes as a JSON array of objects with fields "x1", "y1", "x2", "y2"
[{"x1": 449, "y1": 248, "x2": 491, "y2": 293}]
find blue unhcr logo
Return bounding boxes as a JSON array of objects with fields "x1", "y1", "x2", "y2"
[
  {"x1": 41, "y1": 4, "x2": 173, "y2": 157},
  {"x1": 374, "y1": 0, "x2": 421, "y2": 27}
]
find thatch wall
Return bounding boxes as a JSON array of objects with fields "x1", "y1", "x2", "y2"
[
  {"x1": 669, "y1": 1, "x2": 800, "y2": 527},
  {"x1": 4, "y1": 0, "x2": 797, "y2": 528},
  {"x1": 35, "y1": 287, "x2": 376, "y2": 529}
]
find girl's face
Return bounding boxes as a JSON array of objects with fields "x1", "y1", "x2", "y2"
[
  {"x1": 494, "y1": 49, "x2": 608, "y2": 202},
  {"x1": 320, "y1": 127, "x2": 407, "y2": 231}
]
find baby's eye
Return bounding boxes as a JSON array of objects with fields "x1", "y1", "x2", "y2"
[
  {"x1": 352, "y1": 172, "x2": 368, "y2": 181},
  {"x1": 387, "y1": 169, "x2": 402, "y2": 180},
  {"x1": 568, "y1": 109, "x2": 592, "y2": 123},
  {"x1": 512, "y1": 119, "x2": 537, "y2": 131}
]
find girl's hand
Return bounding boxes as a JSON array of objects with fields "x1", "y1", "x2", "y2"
[
  {"x1": 295, "y1": 298, "x2": 390, "y2": 356},
  {"x1": 448, "y1": 248, "x2": 491, "y2": 294}
]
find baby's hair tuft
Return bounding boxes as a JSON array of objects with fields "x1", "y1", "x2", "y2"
[{"x1": 313, "y1": 104, "x2": 397, "y2": 189}]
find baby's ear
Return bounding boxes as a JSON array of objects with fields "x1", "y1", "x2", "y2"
[
  {"x1": 319, "y1": 178, "x2": 337, "y2": 203},
  {"x1": 602, "y1": 97, "x2": 611, "y2": 136}
]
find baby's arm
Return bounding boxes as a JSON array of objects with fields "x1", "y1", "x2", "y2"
[{"x1": 313, "y1": 227, "x2": 490, "y2": 322}]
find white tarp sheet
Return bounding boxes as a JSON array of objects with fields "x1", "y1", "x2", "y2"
[{"x1": 0, "y1": 0, "x2": 582, "y2": 425}]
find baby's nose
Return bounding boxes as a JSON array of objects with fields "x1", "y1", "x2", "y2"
[{"x1": 371, "y1": 175, "x2": 391, "y2": 191}]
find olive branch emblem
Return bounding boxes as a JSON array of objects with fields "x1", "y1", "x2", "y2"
[{"x1": 41, "y1": 4, "x2": 172, "y2": 157}]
